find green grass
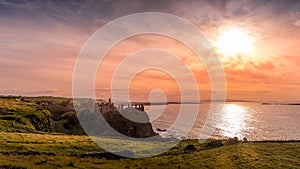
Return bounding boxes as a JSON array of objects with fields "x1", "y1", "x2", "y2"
[
  {"x1": 0, "y1": 98, "x2": 51, "y2": 133},
  {"x1": 24, "y1": 96, "x2": 70, "y2": 104},
  {"x1": 0, "y1": 97, "x2": 85, "y2": 135},
  {"x1": 0, "y1": 97, "x2": 299, "y2": 168},
  {"x1": 0, "y1": 132, "x2": 299, "y2": 169}
]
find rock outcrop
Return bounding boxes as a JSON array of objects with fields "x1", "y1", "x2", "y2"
[
  {"x1": 0, "y1": 96, "x2": 158, "y2": 138},
  {"x1": 74, "y1": 98, "x2": 157, "y2": 138}
]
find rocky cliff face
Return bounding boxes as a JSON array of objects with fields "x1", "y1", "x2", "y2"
[
  {"x1": 24, "y1": 97, "x2": 158, "y2": 138},
  {"x1": 103, "y1": 108, "x2": 157, "y2": 138},
  {"x1": 0, "y1": 96, "x2": 157, "y2": 138},
  {"x1": 74, "y1": 99, "x2": 158, "y2": 138}
]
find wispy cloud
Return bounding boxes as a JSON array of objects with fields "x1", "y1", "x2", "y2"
[{"x1": 0, "y1": 0, "x2": 299, "y2": 101}]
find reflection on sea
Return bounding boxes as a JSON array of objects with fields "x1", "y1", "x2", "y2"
[
  {"x1": 216, "y1": 104, "x2": 252, "y2": 139},
  {"x1": 146, "y1": 102, "x2": 300, "y2": 141}
]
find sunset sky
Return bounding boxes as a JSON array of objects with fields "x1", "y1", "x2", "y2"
[{"x1": 1, "y1": 0, "x2": 300, "y2": 101}]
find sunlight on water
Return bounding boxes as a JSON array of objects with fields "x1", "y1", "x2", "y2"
[
  {"x1": 148, "y1": 103, "x2": 300, "y2": 140},
  {"x1": 218, "y1": 104, "x2": 248, "y2": 138}
]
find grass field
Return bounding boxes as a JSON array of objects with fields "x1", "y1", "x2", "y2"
[
  {"x1": 0, "y1": 98, "x2": 52, "y2": 133},
  {"x1": 0, "y1": 97, "x2": 299, "y2": 168},
  {"x1": 0, "y1": 132, "x2": 299, "y2": 169}
]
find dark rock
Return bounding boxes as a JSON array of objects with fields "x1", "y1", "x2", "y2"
[
  {"x1": 207, "y1": 140, "x2": 223, "y2": 148},
  {"x1": 184, "y1": 145, "x2": 196, "y2": 151},
  {"x1": 227, "y1": 137, "x2": 239, "y2": 144},
  {"x1": 157, "y1": 128, "x2": 167, "y2": 132}
]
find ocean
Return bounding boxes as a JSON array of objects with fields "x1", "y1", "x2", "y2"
[{"x1": 145, "y1": 102, "x2": 300, "y2": 141}]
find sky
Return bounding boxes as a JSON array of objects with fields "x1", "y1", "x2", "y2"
[{"x1": 0, "y1": 0, "x2": 300, "y2": 101}]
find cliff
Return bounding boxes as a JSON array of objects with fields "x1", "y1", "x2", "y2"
[
  {"x1": 74, "y1": 98, "x2": 157, "y2": 138},
  {"x1": 0, "y1": 96, "x2": 157, "y2": 138}
]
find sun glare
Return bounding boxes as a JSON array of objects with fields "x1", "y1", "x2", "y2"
[
  {"x1": 215, "y1": 28, "x2": 254, "y2": 56},
  {"x1": 219, "y1": 104, "x2": 248, "y2": 138}
]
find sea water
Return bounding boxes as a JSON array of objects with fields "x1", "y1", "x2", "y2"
[{"x1": 145, "y1": 102, "x2": 300, "y2": 141}]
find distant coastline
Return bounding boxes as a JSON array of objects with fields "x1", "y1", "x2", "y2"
[
  {"x1": 262, "y1": 102, "x2": 300, "y2": 105},
  {"x1": 1, "y1": 95, "x2": 299, "y2": 106},
  {"x1": 116, "y1": 99, "x2": 256, "y2": 106}
]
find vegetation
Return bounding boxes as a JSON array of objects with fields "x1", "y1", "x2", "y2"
[
  {"x1": 0, "y1": 98, "x2": 51, "y2": 133},
  {"x1": 0, "y1": 132, "x2": 299, "y2": 168},
  {"x1": 0, "y1": 97, "x2": 156, "y2": 137},
  {"x1": 0, "y1": 97, "x2": 85, "y2": 135},
  {"x1": 0, "y1": 96, "x2": 299, "y2": 168}
]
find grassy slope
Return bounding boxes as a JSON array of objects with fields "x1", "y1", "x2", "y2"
[
  {"x1": 0, "y1": 98, "x2": 51, "y2": 133},
  {"x1": 0, "y1": 97, "x2": 85, "y2": 135},
  {"x1": 0, "y1": 132, "x2": 299, "y2": 169},
  {"x1": 0, "y1": 97, "x2": 299, "y2": 168},
  {"x1": 24, "y1": 96, "x2": 69, "y2": 103}
]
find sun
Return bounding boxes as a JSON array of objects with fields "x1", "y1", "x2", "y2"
[{"x1": 215, "y1": 28, "x2": 254, "y2": 56}]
